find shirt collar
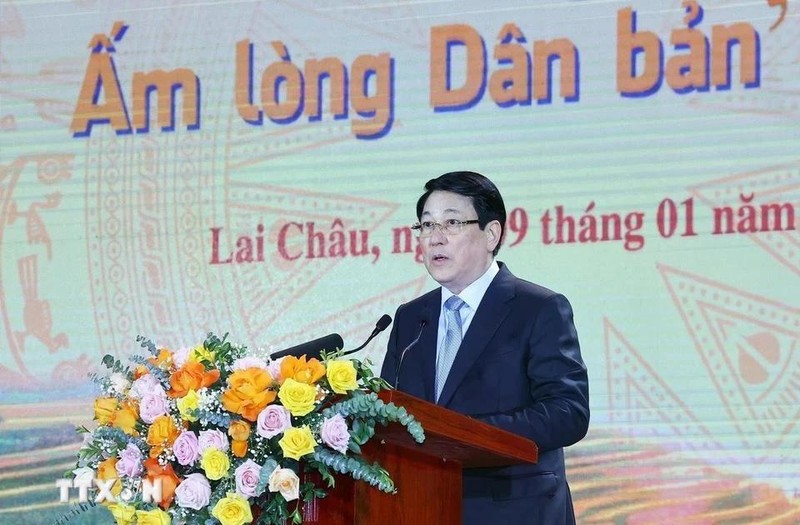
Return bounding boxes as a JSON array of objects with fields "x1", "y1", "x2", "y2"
[{"x1": 440, "y1": 260, "x2": 500, "y2": 311}]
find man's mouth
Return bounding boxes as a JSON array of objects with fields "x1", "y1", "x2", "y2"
[{"x1": 432, "y1": 254, "x2": 449, "y2": 262}]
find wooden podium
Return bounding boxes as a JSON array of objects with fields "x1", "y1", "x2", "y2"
[{"x1": 300, "y1": 390, "x2": 538, "y2": 524}]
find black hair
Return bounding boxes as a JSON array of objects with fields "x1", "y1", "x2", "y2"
[{"x1": 416, "y1": 171, "x2": 506, "y2": 256}]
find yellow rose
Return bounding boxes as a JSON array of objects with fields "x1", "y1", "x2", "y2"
[
  {"x1": 278, "y1": 426, "x2": 316, "y2": 460},
  {"x1": 326, "y1": 360, "x2": 358, "y2": 394},
  {"x1": 189, "y1": 344, "x2": 215, "y2": 364},
  {"x1": 177, "y1": 389, "x2": 200, "y2": 422},
  {"x1": 94, "y1": 397, "x2": 118, "y2": 425},
  {"x1": 212, "y1": 492, "x2": 253, "y2": 525},
  {"x1": 95, "y1": 397, "x2": 139, "y2": 434},
  {"x1": 96, "y1": 457, "x2": 121, "y2": 503},
  {"x1": 108, "y1": 502, "x2": 136, "y2": 525},
  {"x1": 200, "y1": 448, "x2": 230, "y2": 480},
  {"x1": 113, "y1": 400, "x2": 139, "y2": 435},
  {"x1": 135, "y1": 508, "x2": 172, "y2": 525},
  {"x1": 277, "y1": 378, "x2": 317, "y2": 416}
]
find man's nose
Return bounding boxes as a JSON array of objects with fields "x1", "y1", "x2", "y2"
[{"x1": 429, "y1": 225, "x2": 447, "y2": 244}]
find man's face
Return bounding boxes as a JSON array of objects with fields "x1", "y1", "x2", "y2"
[{"x1": 419, "y1": 190, "x2": 499, "y2": 294}]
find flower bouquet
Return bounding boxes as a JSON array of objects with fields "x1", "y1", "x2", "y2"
[{"x1": 69, "y1": 333, "x2": 425, "y2": 525}]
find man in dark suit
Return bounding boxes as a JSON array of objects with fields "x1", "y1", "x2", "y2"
[{"x1": 381, "y1": 171, "x2": 589, "y2": 524}]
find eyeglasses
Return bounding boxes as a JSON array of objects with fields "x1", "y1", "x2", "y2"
[{"x1": 411, "y1": 219, "x2": 480, "y2": 237}]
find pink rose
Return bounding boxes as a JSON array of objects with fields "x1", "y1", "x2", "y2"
[
  {"x1": 175, "y1": 472, "x2": 211, "y2": 510},
  {"x1": 267, "y1": 357, "x2": 284, "y2": 383},
  {"x1": 115, "y1": 443, "x2": 143, "y2": 478},
  {"x1": 232, "y1": 356, "x2": 268, "y2": 371},
  {"x1": 235, "y1": 459, "x2": 262, "y2": 498},
  {"x1": 129, "y1": 374, "x2": 161, "y2": 400},
  {"x1": 173, "y1": 430, "x2": 200, "y2": 466},
  {"x1": 138, "y1": 390, "x2": 170, "y2": 424},
  {"x1": 320, "y1": 414, "x2": 350, "y2": 454},
  {"x1": 256, "y1": 405, "x2": 292, "y2": 439},
  {"x1": 198, "y1": 429, "x2": 229, "y2": 452},
  {"x1": 172, "y1": 346, "x2": 192, "y2": 369}
]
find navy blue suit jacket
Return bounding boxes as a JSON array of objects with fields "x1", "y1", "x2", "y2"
[{"x1": 381, "y1": 263, "x2": 589, "y2": 524}]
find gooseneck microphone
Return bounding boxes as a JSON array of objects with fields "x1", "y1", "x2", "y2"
[
  {"x1": 340, "y1": 314, "x2": 393, "y2": 357},
  {"x1": 394, "y1": 308, "x2": 431, "y2": 390},
  {"x1": 269, "y1": 333, "x2": 344, "y2": 361}
]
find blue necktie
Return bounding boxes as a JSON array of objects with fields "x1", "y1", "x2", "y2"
[{"x1": 435, "y1": 295, "x2": 466, "y2": 401}]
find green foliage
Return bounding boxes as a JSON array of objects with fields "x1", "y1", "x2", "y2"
[
  {"x1": 256, "y1": 459, "x2": 279, "y2": 495},
  {"x1": 254, "y1": 493, "x2": 299, "y2": 525},
  {"x1": 193, "y1": 407, "x2": 231, "y2": 428},
  {"x1": 305, "y1": 458, "x2": 335, "y2": 488},
  {"x1": 47, "y1": 501, "x2": 98, "y2": 525},
  {"x1": 313, "y1": 448, "x2": 395, "y2": 494},
  {"x1": 136, "y1": 335, "x2": 158, "y2": 356},
  {"x1": 322, "y1": 391, "x2": 425, "y2": 444},
  {"x1": 354, "y1": 357, "x2": 393, "y2": 392},
  {"x1": 100, "y1": 354, "x2": 129, "y2": 374},
  {"x1": 128, "y1": 354, "x2": 170, "y2": 386},
  {"x1": 204, "y1": 331, "x2": 242, "y2": 366}
]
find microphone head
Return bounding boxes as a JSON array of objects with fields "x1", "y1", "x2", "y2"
[
  {"x1": 269, "y1": 333, "x2": 343, "y2": 360},
  {"x1": 376, "y1": 314, "x2": 392, "y2": 332},
  {"x1": 341, "y1": 315, "x2": 392, "y2": 357},
  {"x1": 321, "y1": 333, "x2": 345, "y2": 352}
]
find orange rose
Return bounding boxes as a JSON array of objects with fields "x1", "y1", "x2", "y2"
[
  {"x1": 231, "y1": 439, "x2": 248, "y2": 458},
  {"x1": 112, "y1": 400, "x2": 139, "y2": 435},
  {"x1": 143, "y1": 457, "x2": 182, "y2": 509},
  {"x1": 94, "y1": 397, "x2": 118, "y2": 425},
  {"x1": 229, "y1": 420, "x2": 250, "y2": 458},
  {"x1": 148, "y1": 348, "x2": 173, "y2": 369},
  {"x1": 96, "y1": 457, "x2": 122, "y2": 502},
  {"x1": 228, "y1": 420, "x2": 250, "y2": 441},
  {"x1": 221, "y1": 368, "x2": 276, "y2": 422},
  {"x1": 280, "y1": 355, "x2": 326, "y2": 385},
  {"x1": 146, "y1": 415, "x2": 181, "y2": 458},
  {"x1": 168, "y1": 361, "x2": 220, "y2": 398},
  {"x1": 134, "y1": 349, "x2": 173, "y2": 378}
]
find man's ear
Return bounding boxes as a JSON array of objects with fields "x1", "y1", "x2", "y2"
[{"x1": 485, "y1": 220, "x2": 502, "y2": 251}]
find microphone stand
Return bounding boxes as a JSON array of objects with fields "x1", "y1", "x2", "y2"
[{"x1": 394, "y1": 320, "x2": 428, "y2": 390}]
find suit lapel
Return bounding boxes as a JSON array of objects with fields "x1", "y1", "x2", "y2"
[{"x1": 437, "y1": 265, "x2": 515, "y2": 407}]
